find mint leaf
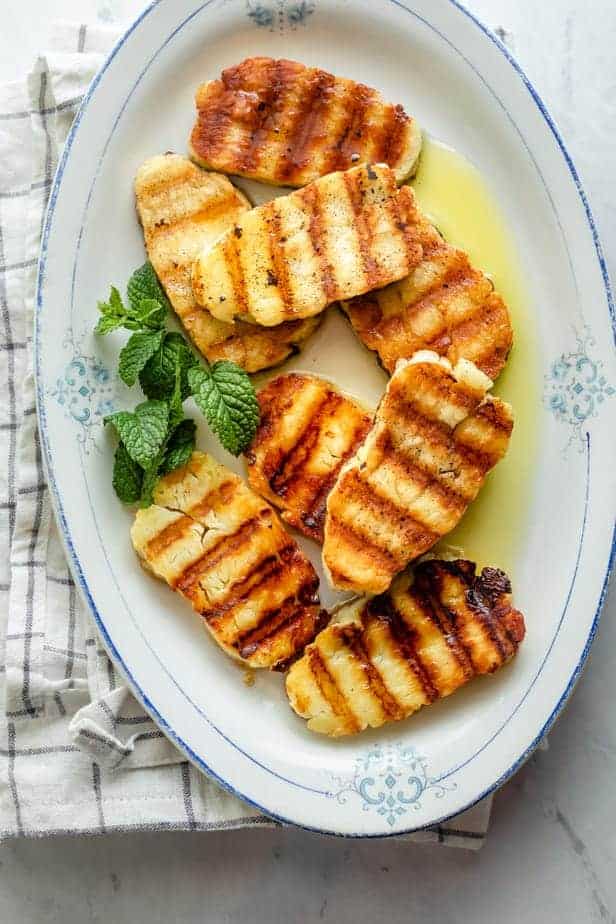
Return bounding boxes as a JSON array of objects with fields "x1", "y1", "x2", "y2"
[
  {"x1": 139, "y1": 461, "x2": 162, "y2": 508},
  {"x1": 168, "y1": 362, "x2": 185, "y2": 431},
  {"x1": 96, "y1": 286, "x2": 125, "y2": 319},
  {"x1": 112, "y1": 441, "x2": 143, "y2": 504},
  {"x1": 118, "y1": 330, "x2": 165, "y2": 387},
  {"x1": 188, "y1": 361, "x2": 259, "y2": 456},
  {"x1": 139, "y1": 332, "x2": 197, "y2": 400},
  {"x1": 95, "y1": 314, "x2": 125, "y2": 336},
  {"x1": 133, "y1": 297, "x2": 167, "y2": 331},
  {"x1": 105, "y1": 399, "x2": 169, "y2": 469},
  {"x1": 127, "y1": 262, "x2": 169, "y2": 315},
  {"x1": 95, "y1": 285, "x2": 145, "y2": 334},
  {"x1": 96, "y1": 266, "x2": 168, "y2": 337},
  {"x1": 160, "y1": 419, "x2": 196, "y2": 475},
  {"x1": 138, "y1": 414, "x2": 195, "y2": 507},
  {"x1": 95, "y1": 286, "x2": 129, "y2": 335}
]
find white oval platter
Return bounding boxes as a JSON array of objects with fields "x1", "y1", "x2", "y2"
[{"x1": 36, "y1": 0, "x2": 616, "y2": 836}]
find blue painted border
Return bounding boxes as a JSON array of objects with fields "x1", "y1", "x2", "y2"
[{"x1": 34, "y1": 0, "x2": 615, "y2": 837}]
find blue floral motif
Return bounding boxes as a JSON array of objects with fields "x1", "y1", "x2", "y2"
[
  {"x1": 50, "y1": 334, "x2": 115, "y2": 452},
  {"x1": 329, "y1": 744, "x2": 455, "y2": 827},
  {"x1": 544, "y1": 328, "x2": 614, "y2": 452},
  {"x1": 246, "y1": 0, "x2": 315, "y2": 32}
]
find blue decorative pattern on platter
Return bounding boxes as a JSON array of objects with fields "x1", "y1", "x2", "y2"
[
  {"x1": 246, "y1": 0, "x2": 315, "y2": 31},
  {"x1": 544, "y1": 327, "x2": 615, "y2": 451},
  {"x1": 50, "y1": 332, "x2": 115, "y2": 451},
  {"x1": 330, "y1": 745, "x2": 456, "y2": 827}
]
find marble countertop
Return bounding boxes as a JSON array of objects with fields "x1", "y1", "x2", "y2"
[{"x1": 1, "y1": 1, "x2": 615, "y2": 921}]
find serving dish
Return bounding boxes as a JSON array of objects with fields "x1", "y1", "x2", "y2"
[{"x1": 36, "y1": 0, "x2": 616, "y2": 836}]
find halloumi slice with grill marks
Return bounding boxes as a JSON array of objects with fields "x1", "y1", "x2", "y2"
[
  {"x1": 286, "y1": 558, "x2": 525, "y2": 736},
  {"x1": 135, "y1": 154, "x2": 319, "y2": 372},
  {"x1": 246, "y1": 373, "x2": 372, "y2": 542},
  {"x1": 131, "y1": 452, "x2": 326, "y2": 669},
  {"x1": 189, "y1": 57, "x2": 422, "y2": 187},
  {"x1": 323, "y1": 352, "x2": 514, "y2": 594},
  {"x1": 342, "y1": 214, "x2": 513, "y2": 379},
  {"x1": 192, "y1": 163, "x2": 424, "y2": 327}
]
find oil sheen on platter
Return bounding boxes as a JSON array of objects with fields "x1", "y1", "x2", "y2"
[{"x1": 411, "y1": 137, "x2": 540, "y2": 578}]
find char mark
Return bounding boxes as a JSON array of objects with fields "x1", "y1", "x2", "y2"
[
  {"x1": 343, "y1": 169, "x2": 380, "y2": 288},
  {"x1": 268, "y1": 391, "x2": 343, "y2": 495},
  {"x1": 237, "y1": 583, "x2": 317, "y2": 661},
  {"x1": 327, "y1": 83, "x2": 375, "y2": 172},
  {"x1": 342, "y1": 622, "x2": 404, "y2": 719},
  {"x1": 236, "y1": 58, "x2": 286, "y2": 172},
  {"x1": 307, "y1": 647, "x2": 360, "y2": 730},
  {"x1": 300, "y1": 182, "x2": 337, "y2": 300},
  {"x1": 174, "y1": 511, "x2": 269, "y2": 597},
  {"x1": 264, "y1": 200, "x2": 294, "y2": 318},
  {"x1": 277, "y1": 70, "x2": 335, "y2": 181},
  {"x1": 223, "y1": 233, "x2": 250, "y2": 318},
  {"x1": 206, "y1": 547, "x2": 295, "y2": 620},
  {"x1": 375, "y1": 104, "x2": 409, "y2": 169},
  {"x1": 411, "y1": 567, "x2": 475, "y2": 678},
  {"x1": 368, "y1": 595, "x2": 439, "y2": 702}
]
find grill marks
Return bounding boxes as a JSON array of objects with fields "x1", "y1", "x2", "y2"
[
  {"x1": 285, "y1": 559, "x2": 526, "y2": 736},
  {"x1": 323, "y1": 356, "x2": 514, "y2": 594},
  {"x1": 223, "y1": 233, "x2": 250, "y2": 320},
  {"x1": 193, "y1": 163, "x2": 424, "y2": 327},
  {"x1": 374, "y1": 595, "x2": 440, "y2": 704},
  {"x1": 264, "y1": 200, "x2": 294, "y2": 312},
  {"x1": 173, "y1": 512, "x2": 266, "y2": 597},
  {"x1": 269, "y1": 393, "x2": 342, "y2": 494},
  {"x1": 130, "y1": 452, "x2": 325, "y2": 670},
  {"x1": 192, "y1": 81, "x2": 234, "y2": 164},
  {"x1": 135, "y1": 154, "x2": 250, "y2": 321},
  {"x1": 343, "y1": 217, "x2": 513, "y2": 379},
  {"x1": 134, "y1": 153, "x2": 319, "y2": 372},
  {"x1": 327, "y1": 83, "x2": 375, "y2": 172},
  {"x1": 246, "y1": 373, "x2": 372, "y2": 543},
  {"x1": 300, "y1": 182, "x2": 338, "y2": 301},
  {"x1": 306, "y1": 648, "x2": 361, "y2": 730},
  {"x1": 343, "y1": 627, "x2": 405, "y2": 720},
  {"x1": 279, "y1": 70, "x2": 336, "y2": 182},
  {"x1": 343, "y1": 170, "x2": 380, "y2": 288},
  {"x1": 189, "y1": 57, "x2": 422, "y2": 186},
  {"x1": 377, "y1": 104, "x2": 410, "y2": 170},
  {"x1": 235, "y1": 58, "x2": 287, "y2": 173}
]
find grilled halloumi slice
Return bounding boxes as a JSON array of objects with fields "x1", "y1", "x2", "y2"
[
  {"x1": 246, "y1": 374, "x2": 372, "y2": 543},
  {"x1": 193, "y1": 163, "x2": 424, "y2": 328},
  {"x1": 323, "y1": 352, "x2": 514, "y2": 594},
  {"x1": 342, "y1": 214, "x2": 513, "y2": 379},
  {"x1": 189, "y1": 57, "x2": 422, "y2": 188},
  {"x1": 135, "y1": 154, "x2": 319, "y2": 372},
  {"x1": 131, "y1": 452, "x2": 326, "y2": 669},
  {"x1": 286, "y1": 558, "x2": 525, "y2": 736}
]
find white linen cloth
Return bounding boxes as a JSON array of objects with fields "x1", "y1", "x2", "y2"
[{"x1": 0, "y1": 19, "x2": 492, "y2": 846}]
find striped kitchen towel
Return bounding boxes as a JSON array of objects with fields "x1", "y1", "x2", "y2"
[{"x1": 0, "y1": 18, "x2": 492, "y2": 846}]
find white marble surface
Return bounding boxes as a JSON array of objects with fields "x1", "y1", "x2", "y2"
[{"x1": 1, "y1": 0, "x2": 615, "y2": 920}]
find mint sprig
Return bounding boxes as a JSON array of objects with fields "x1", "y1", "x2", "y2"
[{"x1": 95, "y1": 261, "x2": 260, "y2": 506}]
